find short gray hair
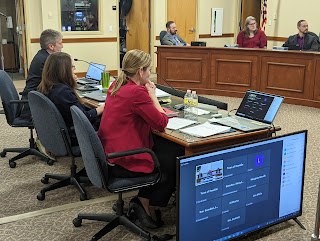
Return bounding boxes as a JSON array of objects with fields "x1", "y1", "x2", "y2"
[{"x1": 40, "y1": 29, "x2": 63, "y2": 50}]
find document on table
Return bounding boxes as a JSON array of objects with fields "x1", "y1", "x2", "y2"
[
  {"x1": 156, "y1": 88, "x2": 171, "y2": 98},
  {"x1": 179, "y1": 122, "x2": 231, "y2": 137},
  {"x1": 166, "y1": 117, "x2": 199, "y2": 130}
]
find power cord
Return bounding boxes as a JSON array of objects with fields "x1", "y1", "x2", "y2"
[{"x1": 227, "y1": 109, "x2": 237, "y2": 116}]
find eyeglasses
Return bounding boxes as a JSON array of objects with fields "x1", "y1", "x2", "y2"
[
  {"x1": 72, "y1": 65, "x2": 76, "y2": 69},
  {"x1": 248, "y1": 22, "x2": 256, "y2": 26}
]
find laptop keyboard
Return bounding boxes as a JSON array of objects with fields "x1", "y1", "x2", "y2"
[
  {"x1": 77, "y1": 78, "x2": 99, "y2": 84},
  {"x1": 218, "y1": 116, "x2": 270, "y2": 129}
]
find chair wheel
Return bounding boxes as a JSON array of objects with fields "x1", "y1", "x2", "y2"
[
  {"x1": 47, "y1": 159, "x2": 54, "y2": 166},
  {"x1": 37, "y1": 192, "x2": 45, "y2": 201},
  {"x1": 0, "y1": 151, "x2": 6, "y2": 157},
  {"x1": 9, "y1": 161, "x2": 16, "y2": 168},
  {"x1": 80, "y1": 194, "x2": 88, "y2": 201},
  {"x1": 41, "y1": 177, "x2": 49, "y2": 184},
  {"x1": 73, "y1": 218, "x2": 82, "y2": 227}
]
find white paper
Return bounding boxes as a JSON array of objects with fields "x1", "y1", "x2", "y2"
[
  {"x1": 194, "y1": 108, "x2": 210, "y2": 115},
  {"x1": 166, "y1": 117, "x2": 198, "y2": 130},
  {"x1": 180, "y1": 122, "x2": 231, "y2": 137},
  {"x1": 156, "y1": 88, "x2": 171, "y2": 98}
]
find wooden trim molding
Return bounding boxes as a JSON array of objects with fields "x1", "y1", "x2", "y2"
[
  {"x1": 31, "y1": 37, "x2": 117, "y2": 43},
  {"x1": 199, "y1": 33, "x2": 234, "y2": 38},
  {"x1": 156, "y1": 36, "x2": 160, "y2": 40},
  {"x1": 266, "y1": 36, "x2": 288, "y2": 42}
]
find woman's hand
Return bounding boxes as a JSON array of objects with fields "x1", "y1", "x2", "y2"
[{"x1": 145, "y1": 81, "x2": 156, "y2": 97}]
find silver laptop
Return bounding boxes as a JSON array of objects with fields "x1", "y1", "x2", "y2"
[
  {"x1": 83, "y1": 91, "x2": 107, "y2": 102},
  {"x1": 216, "y1": 90, "x2": 284, "y2": 132},
  {"x1": 77, "y1": 62, "x2": 106, "y2": 85}
]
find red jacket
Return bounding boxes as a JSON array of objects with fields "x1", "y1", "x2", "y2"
[
  {"x1": 98, "y1": 79, "x2": 168, "y2": 173},
  {"x1": 237, "y1": 29, "x2": 267, "y2": 48}
]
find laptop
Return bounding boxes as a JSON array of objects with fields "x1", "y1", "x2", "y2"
[
  {"x1": 82, "y1": 91, "x2": 107, "y2": 102},
  {"x1": 216, "y1": 90, "x2": 284, "y2": 132},
  {"x1": 191, "y1": 41, "x2": 206, "y2": 46},
  {"x1": 77, "y1": 62, "x2": 106, "y2": 85}
]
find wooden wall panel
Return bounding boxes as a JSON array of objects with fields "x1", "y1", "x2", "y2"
[
  {"x1": 260, "y1": 57, "x2": 314, "y2": 99},
  {"x1": 158, "y1": 50, "x2": 210, "y2": 89},
  {"x1": 211, "y1": 55, "x2": 258, "y2": 92},
  {"x1": 314, "y1": 60, "x2": 320, "y2": 101}
]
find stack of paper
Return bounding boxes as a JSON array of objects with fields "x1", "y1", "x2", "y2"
[
  {"x1": 179, "y1": 122, "x2": 231, "y2": 137},
  {"x1": 166, "y1": 117, "x2": 198, "y2": 130}
]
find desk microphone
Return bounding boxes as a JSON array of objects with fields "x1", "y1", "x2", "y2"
[
  {"x1": 152, "y1": 72, "x2": 184, "y2": 98},
  {"x1": 74, "y1": 58, "x2": 117, "y2": 79}
]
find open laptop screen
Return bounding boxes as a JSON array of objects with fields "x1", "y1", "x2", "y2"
[
  {"x1": 236, "y1": 90, "x2": 284, "y2": 124},
  {"x1": 85, "y1": 63, "x2": 106, "y2": 81}
]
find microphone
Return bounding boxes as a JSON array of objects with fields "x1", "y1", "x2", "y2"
[
  {"x1": 74, "y1": 58, "x2": 117, "y2": 79},
  {"x1": 152, "y1": 72, "x2": 184, "y2": 98}
]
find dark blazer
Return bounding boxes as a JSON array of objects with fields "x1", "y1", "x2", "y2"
[
  {"x1": 20, "y1": 49, "x2": 50, "y2": 120},
  {"x1": 161, "y1": 32, "x2": 187, "y2": 46},
  {"x1": 48, "y1": 84, "x2": 98, "y2": 145},
  {"x1": 283, "y1": 33, "x2": 320, "y2": 51}
]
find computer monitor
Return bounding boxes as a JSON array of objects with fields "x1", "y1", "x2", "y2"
[{"x1": 177, "y1": 130, "x2": 307, "y2": 241}]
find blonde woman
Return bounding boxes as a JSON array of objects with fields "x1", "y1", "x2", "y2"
[
  {"x1": 98, "y1": 49, "x2": 171, "y2": 229},
  {"x1": 237, "y1": 16, "x2": 267, "y2": 48}
]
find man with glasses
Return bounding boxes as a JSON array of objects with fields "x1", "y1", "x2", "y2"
[{"x1": 283, "y1": 20, "x2": 320, "y2": 51}]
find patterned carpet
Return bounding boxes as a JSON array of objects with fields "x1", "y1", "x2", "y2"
[{"x1": 0, "y1": 91, "x2": 320, "y2": 240}]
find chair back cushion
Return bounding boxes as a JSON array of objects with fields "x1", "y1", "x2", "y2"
[
  {"x1": 71, "y1": 105, "x2": 108, "y2": 189},
  {"x1": 0, "y1": 70, "x2": 21, "y2": 124},
  {"x1": 28, "y1": 91, "x2": 71, "y2": 156},
  {"x1": 160, "y1": 31, "x2": 167, "y2": 44}
]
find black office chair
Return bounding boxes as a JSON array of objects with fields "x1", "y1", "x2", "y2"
[
  {"x1": 160, "y1": 30, "x2": 167, "y2": 45},
  {"x1": 0, "y1": 70, "x2": 53, "y2": 168},
  {"x1": 28, "y1": 91, "x2": 89, "y2": 201},
  {"x1": 70, "y1": 105, "x2": 161, "y2": 241}
]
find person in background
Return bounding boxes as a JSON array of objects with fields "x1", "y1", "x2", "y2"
[
  {"x1": 283, "y1": 20, "x2": 320, "y2": 51},
  {"x1": 237, "y1": 16, "x2": 267, "y2": 48},
  {"x1": 20, "y1": 29, "x2": 64, "y2": 121},
  {"x1": 98, "y1": 49, "x2": 172, "y2": 229},
  {"x1": 161, "y1": 21, "x2": 190, "y2": 46},
  {"x1": 38, "y1": 52, "x2": 104, "y2": 146},
  {"x1": 85, "y1": 14, "x2": 98, "y2": 31}
]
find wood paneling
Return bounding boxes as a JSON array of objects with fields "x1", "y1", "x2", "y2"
[
  {"x1": 211, "y1": 54, "x2": 258, "y2": 92},
  {"x1": 157, "y1": 46, "x2": 320, "y2": 108}
]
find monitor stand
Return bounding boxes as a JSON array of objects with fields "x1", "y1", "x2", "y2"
[{"x1": 293, "y1": 217, "x2": 306, "y2": 230}]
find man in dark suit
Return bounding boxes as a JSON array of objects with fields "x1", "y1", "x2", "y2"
[
  {"x1": 161, "y1": 21, "x2": 190, "y2": 46},
  {"x1": 283, "y1": 20, "x2": 320, "y2": 51},
  {"x1": 20, "y1": 29, "x2": 63, "y2": 121}
]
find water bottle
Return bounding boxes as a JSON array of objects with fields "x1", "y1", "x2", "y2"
[
  {"x1": 184, "y1": 89, "x2": 192, "y2": 119},
  {"x1": 191, "y1": 91, "x2": 198, "y2": 121}
]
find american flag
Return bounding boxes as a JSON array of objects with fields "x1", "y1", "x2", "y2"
[{"x1": 260, "y1": 0, "x2": 267, "y2": 32}]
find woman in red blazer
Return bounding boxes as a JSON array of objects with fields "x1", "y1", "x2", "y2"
[
  {"x1": 98, "y1": 49, "x2": 169, "y2": 228},
  {"x1": 237, "y1": 16, "x2": 267, "y2": 48}
]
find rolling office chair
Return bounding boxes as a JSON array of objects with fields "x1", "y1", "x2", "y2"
[
  {"x1": 159, "y1": 30, "x2": 167, "y2": 45},
  {"x1": 0, "y1": 70, "x2": 53, "y2": 168},
  {"x1": 28, "y1": 91, "x2": 89, "y2": 201},
  {"x1": 70, "y1": 106, "x2": 161, "y2": 241}
]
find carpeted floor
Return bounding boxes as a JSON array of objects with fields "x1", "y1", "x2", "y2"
[{"x1": 0, "y1": 83, "x2": 320, "y2": 240}]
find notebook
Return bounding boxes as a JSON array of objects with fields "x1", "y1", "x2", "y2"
[
  {"x1": 216, "y1": 90, "x2": 284, "y2": 132},
  {"x1": 83, "y1": 91, "x2": 107, "y2": 102},
  {"x1": 77, "y1": 62, "x2": 106, "y2": 85}
]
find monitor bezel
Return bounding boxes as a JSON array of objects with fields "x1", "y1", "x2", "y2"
[{"x1": 176, "y1": 130, "x2": 307, "y2": 241}]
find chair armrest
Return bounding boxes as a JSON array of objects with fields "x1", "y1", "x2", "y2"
[
  {"x1": 9, "y1": 99, "x2": 28, "y2": 104},
  {"x1": 107, "y1": 148, "x2": 160, "y2": 167}
]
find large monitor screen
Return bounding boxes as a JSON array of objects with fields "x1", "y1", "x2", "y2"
[{"x1": 177, "y1": 130, "x2": 307, "y2": 241}]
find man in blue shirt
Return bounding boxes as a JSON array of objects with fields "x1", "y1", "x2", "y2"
[{"x1": 161, "y1": 21, "x2": 190, "y2": 46}]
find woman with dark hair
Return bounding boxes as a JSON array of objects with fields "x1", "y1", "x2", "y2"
[
  {"x1": 98, "y1": 49, "x2": 171, "y2": 229},
  {"x1": 237, "y1": 16, "x2": 267, "y2": 48},
  {"x1": 38, "y1": 52, "x2": 104, "y2": 146}
]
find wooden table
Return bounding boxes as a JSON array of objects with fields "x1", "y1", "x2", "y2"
[
  {"x1": 156, "y1": 46, "x2": 320, "y2": 108},
  {"x1": 82, "y1": 95, "x2": 279, "y2": 156}
]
